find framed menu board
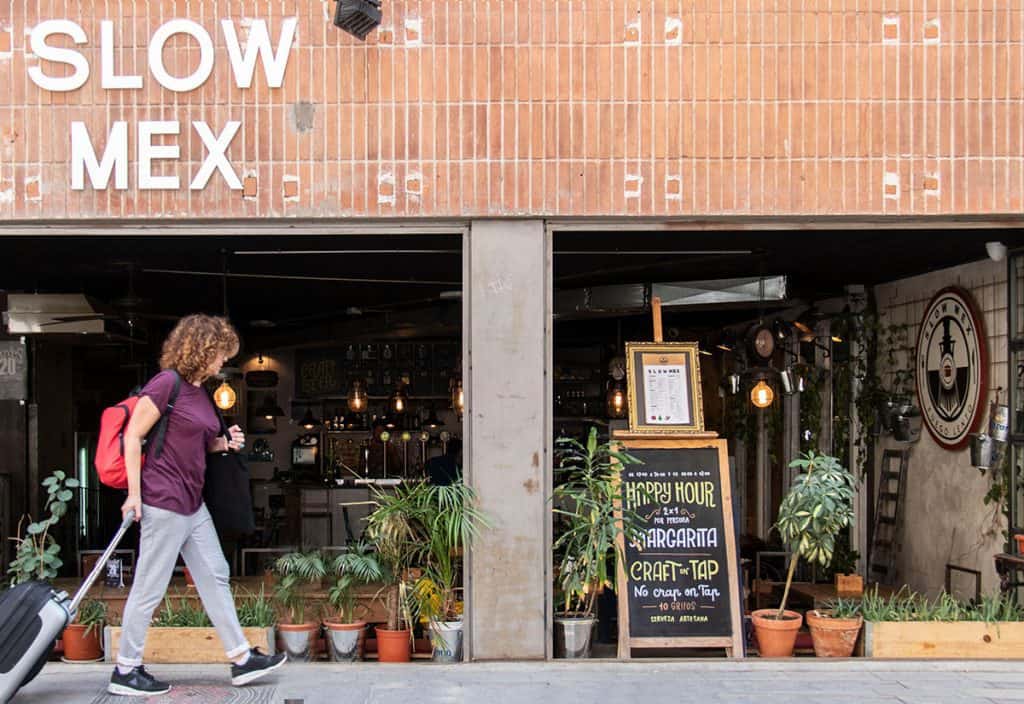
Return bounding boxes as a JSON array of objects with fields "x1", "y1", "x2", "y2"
[
  {"x1": 625, "y1": 342, "x2": 705, "y2": 434},
  {"x1": 613, "y1": 436, "x2": 743, "y2": 658}
]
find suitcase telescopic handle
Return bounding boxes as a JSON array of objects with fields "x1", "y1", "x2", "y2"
[{"x1": 68, "y1": 509, "x2": 137, "y2": 615}]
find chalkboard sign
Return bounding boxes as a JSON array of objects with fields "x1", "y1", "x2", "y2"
[
  {"x1": 295, "y1": 349, "x2": 344, "y2": 397},
  {"x1": 614, "y1": 436, "x2": 743, "y2": 657}
]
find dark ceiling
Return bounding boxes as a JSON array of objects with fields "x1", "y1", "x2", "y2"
[{"x1": 0, "y1": 229, "x2": 1019, "y2": 346}]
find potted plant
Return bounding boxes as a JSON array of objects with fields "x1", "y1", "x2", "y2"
[
  {"x1": 63, "y1": 598, "x2": 106, "y2": 662},
  {"x1": 6, "y1": 470, "x2": 79, "y2": 586},
  {"x1": 551, "y1": 428, "x2": 644, "y2": 659},
  {"x1": 806, "y1": 597, "x2": 863, "y2": 657},
  {"x1": 752, "y1": 451, "x2": 858, "y2": 657},
  {"x1": 273, "y1": 550, "x2": 328, "y2": 662},
  {"x1": 412, "y1": 481, "x2": 488, "y2": 662},
  {"x1": 364, "y1": 482, "x2": 425, "y2": 663},
  {"x1": 324, "y1": 542, "x2": 383, "y2": 662}
]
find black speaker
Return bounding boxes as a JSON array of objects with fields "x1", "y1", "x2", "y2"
[{"x1": 334, "y1": 0, "x2": 382, "y2": 41}]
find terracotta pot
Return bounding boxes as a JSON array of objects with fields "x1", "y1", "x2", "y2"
[
  {"x1": 184, "y1": 567, "x2": 195, "y2": 587},
  {"x1": 62, "y1": 623, "x2": 102, "y2": 662},
  {"x1": 806, "y1": 610, "x2": 863, "y2": 658},
  {"x1": 1014, "y1": 534, "x2": 1024, "y2": 555},
  {"x1": 751, "y1": 608, "x2": 803, "y2": 657},
  {"x1": 375, "y1": 628, "x2": 411, "y2": 663}
]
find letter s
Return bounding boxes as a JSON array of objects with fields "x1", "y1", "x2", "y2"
[{"x1": 28, "y1": 20, "x2": 90, "y2": 92}]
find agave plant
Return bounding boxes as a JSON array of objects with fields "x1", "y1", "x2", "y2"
[
  {"x1": 773, "y1": 451, "x2": 858, "y2": 619},
  {"x1": 552, "y1": 428, "x2": 644, "y2": 619},
  {"x1": 327, "y1": 542, "x2": 384, "y2": 624},
  {"x1": 273, "y1": 550, "x2": 329, "y2": 625}
]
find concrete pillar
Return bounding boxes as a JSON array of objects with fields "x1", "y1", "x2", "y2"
[{"x1": 464, "y1": 220, "x2": 551, "y2": 660}]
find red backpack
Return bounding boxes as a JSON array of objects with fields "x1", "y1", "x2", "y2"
[{"x1": 95, "y1": 372, "x2": 182, "y2": 489}]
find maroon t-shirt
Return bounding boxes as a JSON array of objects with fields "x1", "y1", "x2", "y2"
[{"x1": 139, "y1": 370, "x2": 221, "y2": 515}]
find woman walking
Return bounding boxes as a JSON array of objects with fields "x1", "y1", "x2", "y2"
[{"x1": 110, "y1": 314, "x2": 285, "y2": 697}]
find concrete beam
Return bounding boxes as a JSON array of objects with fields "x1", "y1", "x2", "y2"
[{"x1": 464, "y1": 220, "x2": 550, "y2": 660}]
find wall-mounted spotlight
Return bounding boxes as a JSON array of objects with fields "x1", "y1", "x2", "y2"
[{"x1": 334, "y1": 0, "x2": 383, "y2": 40}]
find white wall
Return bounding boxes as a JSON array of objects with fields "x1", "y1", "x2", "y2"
[{"x1": 875, "y1": 258, "x2": 1007, "y2": 597}]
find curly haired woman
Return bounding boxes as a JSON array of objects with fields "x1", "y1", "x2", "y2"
[{"x1": 110, "y1": 314, "x2": 285, "y2": 697}]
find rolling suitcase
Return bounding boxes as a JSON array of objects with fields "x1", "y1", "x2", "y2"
[{"x1": 0, "y1": 510, "x2": 135, "y2": 703}]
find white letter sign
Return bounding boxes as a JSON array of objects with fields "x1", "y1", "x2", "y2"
[
  {"x1": 138, "y1": 121, "x2": 181, "y2": 190},
  {"x1": 70, "y1": 121, "x2": 129, "y2": 190},
  {"x1": 221, "y1": 18, "x2": 297, "y2": 89},
  {"x1": 190, "y1": 121, "x2": 243, "y2": 190},
  {"x1": 101, "y1": 21, "x2": 143, "y2": 89},
  {"x1": 28, "y1": 20, "x2": 90, "y2": 92},
  {"x1": 148, "y1": 20, "x2": 215, "y2": 93}
]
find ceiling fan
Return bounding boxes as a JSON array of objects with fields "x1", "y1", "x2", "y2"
[{"x1": 41, "y1": 262, "x2": 181, "y2": 329}]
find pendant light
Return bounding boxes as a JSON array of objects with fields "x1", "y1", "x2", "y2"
[
  {"x1": 300, "y1": 405, "x2": 320, "y2": 430},
  {"x1": 390, "y1": 384, "x2": 408, "y2": 415},
  {"x1": 214, "y1": 378, "x2": 237, "y2": 410},
  {"x1": 423, "y1": 405, "x2": 445, "y2": 430},
  {"x1": 347, "y1": 379, "x2": 368, "y2": 413},
  {"x1": 451, "y1": 376, "x2": 465, "y2": 417},
  {"x1": 260, "y1": 395, "x2": 285, "y2": 421},
  {"x1": 606, "y1": 381, "x2": 627, "y2": 419},
  {"x1": 750, "y1": 379, "x2": 775, "y2": 409}
]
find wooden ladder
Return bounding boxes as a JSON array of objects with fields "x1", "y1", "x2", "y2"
[{"x1": 868, "y1": 449, "x2": 910, "y2": 586}]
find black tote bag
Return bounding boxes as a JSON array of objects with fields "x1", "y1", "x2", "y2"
[{"x1": 203, "y1": 401, "x2": 257, "y2": 537}]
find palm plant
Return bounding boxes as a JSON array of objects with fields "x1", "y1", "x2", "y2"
[
  {"x1": 773, "y1": 451, "x2": 858, "y2": 619},
  {"x1": 364, "y1": 482, "x2": 427, "y2": 631},
  {"x1": 327, "y1": 542, "x2": 383, "y2": 624},
  {"x1": 413, "y1": 481, "x2": 489, "y2": 624},
  {"x1": 552, "y1": 428, "x2": 644, "y2": 619},
  {"x1": 273, "y1": 550, "x2": 329, "y2": 625}
]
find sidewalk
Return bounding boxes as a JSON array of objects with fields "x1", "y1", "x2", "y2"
[{"x1": 14, "y1": 660, "x2": 1024, "y2": 704}]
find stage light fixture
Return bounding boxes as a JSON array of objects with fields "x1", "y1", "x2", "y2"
[{"x1": 334, "y1": 0, "x2": 383, "y2": 40}]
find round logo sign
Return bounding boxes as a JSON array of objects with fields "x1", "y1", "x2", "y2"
[{"x1": 916, "y1": 287, "x2": 988, "y2": 450}]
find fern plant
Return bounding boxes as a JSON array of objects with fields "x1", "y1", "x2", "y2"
[
  {"x1": 773, "y1": 451, "x2": 858, "y2": 620},
  {"x1": 273, "y1": 550, "x2": 328, "y2": 625},
  {"x1": 327, "y1": 542, "x2": 383, "y2": 624}
]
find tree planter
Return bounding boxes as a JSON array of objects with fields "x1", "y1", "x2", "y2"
[
  {"x1": 428, "y1": 620, "x2": 463, "y2": 663},
  {"x1": 324, "y1": 621, "x2": 366, "y2": 662},
  {"x1": 863, "y1": 621, "x2": 1024, "y2": 658},
  {"x1": 375, "y1": 627, "x2": 411, "y2": 662},
  {"x1": 751, "y1": 609, "x2": 803, "y2": 657},
  {"x1": 105, "y1": 627, "x2": 274, "y2": 664},
  {"x1": 806, "y1": 610, "x2": 863, "y2": 657},
  {"x1": 62, "y1": 623, "x2": 102, "y2": 662},
  {"x1": 276, "y1": 622, "x2": 319, "y2": 662},
  {"x1": 553, "y1": 616, "x2": 596, "y2": 659}
]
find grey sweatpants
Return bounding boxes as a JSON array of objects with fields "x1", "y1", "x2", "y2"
[{"x1": 118, "y1": 503, "x2": 250, "y2": 667}]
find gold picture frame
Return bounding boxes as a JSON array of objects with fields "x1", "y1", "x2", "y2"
[{"x1": 625, "y1": 341, "x2": 705, "y2": 434}]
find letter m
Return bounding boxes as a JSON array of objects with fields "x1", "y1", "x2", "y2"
[{"x1": 71, "y1": 121, "x2": 128, "y2": 190}]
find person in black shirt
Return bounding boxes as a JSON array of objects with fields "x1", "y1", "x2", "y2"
[{"x1": 425, "y1": 437, "x2": 462, "y2": 486}]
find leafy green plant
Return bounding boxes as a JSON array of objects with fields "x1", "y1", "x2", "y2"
[
  {"x1": 152, "y1": 595, "x2": 212, "y2": 627},
  {"x1": 364, "y1": 482, "x2": 427, "y2": 632},
  {"x1": 327, "y1": 542, "x2": 383, "y2": 624},
  {"x1": 273, "y1": 550, "x2": 329, "y2": 625},
  {"x1": 7, "y1": 470, "x2": 80, "y2": 586},
  {"x1": 552, "y1": 428, "x2": 645, "y2": 619},
  {"x1": 856, "y1": 586, "x2": 1024, "y2": 623},
  {"x1": 235, "y1": 585, "x2": 277, "y2": 628},
  {"x1": 772, "y1": 451, "x2": 858, "y2": 620},
  {"x1": 75, "y1": 599, "x2": 107, "y2": 638},
  {"x1": 413, "y1": 482, "x2": 488, "y2": 624}
]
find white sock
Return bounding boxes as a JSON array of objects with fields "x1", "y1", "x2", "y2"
[
  {"x1": 116, "y1": 664, "x2": 135, "y2": 675},
  {"x1": 232, "y1": 650, "x2": 251, "y2": 666}
]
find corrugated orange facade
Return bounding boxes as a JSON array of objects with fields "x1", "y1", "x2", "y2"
[{"x1": 2, "y1": 1, "x2": 1022, "y2": 219}]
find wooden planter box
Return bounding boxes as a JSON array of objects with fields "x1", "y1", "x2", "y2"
[
  {"x1": 104, "y1": 627, "x2": 275, "y2": 664},
  {"x1": 864, "y1": 621, "x2": 1024, "y2": 658}
]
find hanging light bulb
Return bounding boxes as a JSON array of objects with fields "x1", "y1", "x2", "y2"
[
  {"x1": 451, "y1": 377, "x2": 465, "y2": 416},
  {"x1": 606, "y1": 382, "x2": 627, "y2": 419},
  {"x1": 213, "y1": 379, "x2": 237, "y2": 411},
  {"x1": 390, "y1": 384, "x2": 408, "y2": 414},
  {"x1": 750, "y1": 379, "x2": 775, "y2": 409},
  {"x1": 347, "y1": 380, "x2": 368, "y2": 413}
]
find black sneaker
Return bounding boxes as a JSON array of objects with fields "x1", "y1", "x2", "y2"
[
  {"x1": 107, "y1": 666, "x2": 172, "y2": 697},
  {"x1": 230, "y1": 648, "x2": 287, "y2": 687}
]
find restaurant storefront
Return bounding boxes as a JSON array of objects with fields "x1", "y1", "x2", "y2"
[{"x1": 1, "y1": 1, "x2": 1023, "y2": 661}]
